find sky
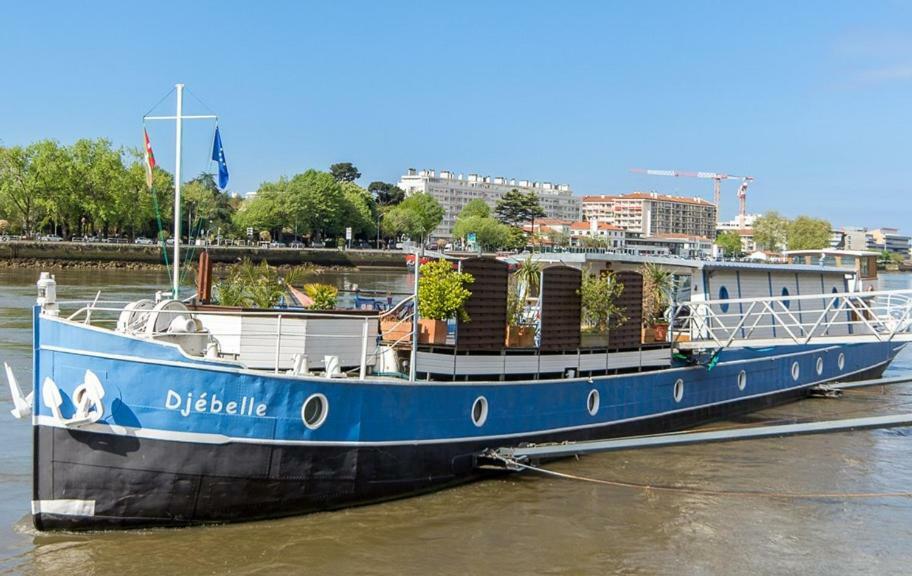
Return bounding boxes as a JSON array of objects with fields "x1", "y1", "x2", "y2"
[{"x1": 2, "y1": 1, "x2": 911, "y2": 229}]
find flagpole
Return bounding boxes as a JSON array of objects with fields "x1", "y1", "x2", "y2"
[{"x1": 172, "y1": 83, "x2": 184, "y2": 298}]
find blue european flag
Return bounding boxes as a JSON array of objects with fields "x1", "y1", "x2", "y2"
[{"x1": 211, "y1": 126, "x2": 229, "y2": 189}]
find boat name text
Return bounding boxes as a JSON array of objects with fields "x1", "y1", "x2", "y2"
[{"x1": 165, "y1": 389, "x2": 267, "y2": 417}]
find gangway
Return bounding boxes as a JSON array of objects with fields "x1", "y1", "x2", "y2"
[
  {"x1": 480, "y1": 407, "x2": 912, "y2": 468},
  {"x1": 671, "y1": 288, "x2": 912, "y2": 351}
]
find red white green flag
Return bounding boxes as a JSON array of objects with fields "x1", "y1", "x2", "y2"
[{"x1": 143, "y1": 129, "x2": 156, "y2": 189}]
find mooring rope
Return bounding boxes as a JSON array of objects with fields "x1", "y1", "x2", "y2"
[{"x1": 493, "y1": 455, "x2": 912, "y2": 500}]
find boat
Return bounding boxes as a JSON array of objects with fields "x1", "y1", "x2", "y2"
[{"x1": 6, "y1": 87, "x2": 912, "y2": 531}]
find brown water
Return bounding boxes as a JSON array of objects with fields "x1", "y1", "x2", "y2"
[{"x1": 1, "y1": 268, "x2": 911, "y2": 575}]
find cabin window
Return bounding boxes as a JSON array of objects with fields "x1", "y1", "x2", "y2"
[
  {"x1": 673, "y1": 379, "x2": 684, "y2": 403},
  {"x1": 816, "y1": 357, "x2": 824, "y2": 376},
  {"x1": 781, "y1": 287, "x2": 791, "y2": 309},
  {"x1": 860, "y1": 257, "x2": 872, "y2": 278},
  {"x1": 587, "y1": 389, "x2": 600, "y2": 416},
  {"x1": 791, "y1": 361, "x2": 800, "y2": 381},
  {"x1": 718, "y1": 286, "x2": 730, "y2": 313},
  {"x1": 838, "y1": 352, "x2": 846, "y2": 371},
  {"x1": 301, "y1": 394, "x2": 329, "y2": 430},
  {"x1": 737, "y1": 369, "x2": 747, "y2": 391},
  {"x1": 472, "y1": 396, "x2": 488, "y2": 427}
]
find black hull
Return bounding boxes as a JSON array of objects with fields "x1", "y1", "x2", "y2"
[{"x1": 33, "y1": 363, "x2": 889, "y2": 531}]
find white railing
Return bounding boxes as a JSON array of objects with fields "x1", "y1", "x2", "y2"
[{"x1": 672, "y1": 288, "x2": 912, "y2": 350}]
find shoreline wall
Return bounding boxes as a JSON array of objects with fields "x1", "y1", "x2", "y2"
[{"x1": 0, "y1": 241, "x2": 407, "y2": 269}]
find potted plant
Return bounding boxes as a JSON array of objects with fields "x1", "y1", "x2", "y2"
[
  {"x1": 506, "y1": 258, "x2": 540, "y2": 347},
  {"x1": 303, "y1": 283, "x2": 338, "y2": 310},
  {"x1": 417, "y1": 259, "x2": 474, "y2": 345},
  {"x1": 642, "y1": 262, "x2": 672, "y2": 343},
  {"x1": 578, "y1": 269, "x2": 627, "y2": 348}
]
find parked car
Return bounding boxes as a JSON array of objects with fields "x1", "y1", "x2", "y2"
[
  {"x1": 269, "y1": 241, "x2": 286, "y2": 248},
  {"x1": 41, "y1": 235, "x2": 63, "y2": 242},
  {"x1": 310, "y1": 240, "x2": 326, "y2": 248},
  {"x1": 0, "y1": 235, "x2": 10, "y2": 242},
  {"x1": 134, "y1": 237, "x2": 154, "y2": 245},
  {"x1": 289, "y1": 241, "x2": 305, "y2": 249}
]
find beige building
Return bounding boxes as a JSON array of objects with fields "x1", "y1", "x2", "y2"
[
  {"x1": 582, "y1": 192, "x2": 717, "y2": 239},
  {"x1": 397, "y1": 169, "x2": 581, "y2": 239}
]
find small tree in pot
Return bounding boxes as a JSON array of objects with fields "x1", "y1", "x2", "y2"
[
  {"x1": 642, "y1": 262, "x2": 673, "y2": 342},
  {"x1": 579, "y1": 270, "x2": 627, "y2": 347},
  {"x1": 417, "y1": 259, "x2": 474, "y2": 344},
  {"x1": 506, "y1": 257, "x2": 541, "y2": 347}
]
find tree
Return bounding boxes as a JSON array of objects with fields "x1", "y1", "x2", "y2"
[
  {"x1": 453, "y1": 215, "x2": 511, "y2": 251},
  {"x1": 458, "y1": 199, "x2": 491, "y2": 219},
  {"x1": 753, "y1": 211, "x2": 789, "y2": 252},
  {"x1": 787, "y1": 216, "x2": 831, "y2": 250},
  {"x1": 494, "y1": 189, "x2": 546, "y2": 227},
  {"x1": 382, "y1": 192, "x2": 443, "y2": 245},
  {"x1": 0, "y1": 145, "x2": 44, "y2": 235},
  {"x1": 339, "y1": 181, "x2": 377, "y2": 237},
  {"x1": 367, "y1": 181, "x2": 405, "y2": 206},
  {"x1": 715, "y1": 230, "x2": 744, "y2": 257},
  {"x1": 329, "y1": 162, "x2": 361, "y2": 183},
  {"x1": 579, "y1": 271, "x2": 627, "y2": 334}
]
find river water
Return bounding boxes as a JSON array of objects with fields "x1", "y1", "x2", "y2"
[{"x1": 1, "y1": 268, "x2": 911, "y2": 575}]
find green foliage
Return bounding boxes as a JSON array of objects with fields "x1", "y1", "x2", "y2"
[
  {"x1": 329, "y1": 162, "x2": 361, "y2": 183},
  {"x1": 382, "y1": 192, "x2": 444, "y2": 243},
  {"x1": 234, "y1": 170, "x2": 377, "y2": 241},
  {"x1": 507, "y1": 258, "x2": 541, "y2": 327},
  {"x1": 504, "y1": 226, "x2": 528, "y2": 250},
  {"x1": 368, "y1": 181, "x2": 405, "y2": 206},
  {"x1": 753, "y1": 211, "x2": 789, "y2": 252},
  {"x1": 213, "y1": 259, "x2": 312, "y2": 308},
  {"x1": 787, "y1": 215, "x2": 831, "y2": 250},
  {"x1": 459, "y1": 199, "x2": 491, "y2": 219},
  {"x1": 579, "y1": 271, "x2": 627, "y2": 334},
  {"x1": 303, "y1": 283, "x2": 338, "y2": 310},
  {"x1": 417, "y1": 259, "x2": 474, "y2": 321},
  {"x1": 642, "y1": 262, "x2": 672, "y2": 326},
  {"x1": 452, "y1": 215, "x2": 512, "y2": 251},
  {"x1": 715, "y1": 230, "x2": 744, "y2": 256},
  {"x1": 494, "y1": 189, "x2": 546, "y2": 227}
]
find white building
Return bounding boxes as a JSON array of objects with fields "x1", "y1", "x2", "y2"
[
  {"x1": 397, "y1": 169, "x2": 581, "y2": 239},
  {"x1": 569, "y1": 220, "x2": 626, "y2": 249}
]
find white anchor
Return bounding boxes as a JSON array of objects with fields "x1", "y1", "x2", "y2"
[
  {"x1": 40, "y1": 370, "x2": 106, "y2": 427},
  {"x1": 4, "y1": 363, "x2": 33, "y2": 419}
]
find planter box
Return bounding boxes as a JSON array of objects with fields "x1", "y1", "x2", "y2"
[
  {"x1": 380, "y1": 318, "x2": 412, "y2": 343},
  {"x1": 642, "y1": 327, "x2": 655, "y2": 344},
  {"x1": 653, "y1": 322, "x2": 669, "y2": 342},
  {"x1": 506, "y1": 325, "x2": 535, "y2": 348},
  {"x1": 580, "y1": 333, "x2": 611, "y2": 349},
  {"x1": 419, "y1": 319, "x2": 448, "y2": 345}
]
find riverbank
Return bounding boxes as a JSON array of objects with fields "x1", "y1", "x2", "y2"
[{"x1": 0, "y1": 241, "x2": 407, "y2": 270}]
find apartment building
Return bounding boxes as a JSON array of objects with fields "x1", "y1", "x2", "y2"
[
  {"x1": 582, "y1": 192, "x2": 717, "y2": 239},
  {"x1": 397, "y1": 169, "x2": 581, "y2": 239}
]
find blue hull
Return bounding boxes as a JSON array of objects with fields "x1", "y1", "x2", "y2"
[{"x1": 30, "y1": 311, "x2": 904, "y2": 529}]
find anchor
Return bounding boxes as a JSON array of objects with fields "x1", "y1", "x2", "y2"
[
  {"x1": 4, "y1": 363, "x2": 33, "y2": 419},
  {"x1": 41, "y1": 370, "x2": 106, "y2": 427}
]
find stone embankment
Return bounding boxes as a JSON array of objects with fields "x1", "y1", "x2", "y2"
[{"x1": 0, "y1": 241, "x2": 407, "y2": 270}]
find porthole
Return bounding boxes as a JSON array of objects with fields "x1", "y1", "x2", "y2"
[
  {"x1": 781, "y1": 287, "x2": 791, "y2": 309},
  {"x1": 791, "y1": 361, "x2": 800, "y2": 381},
  {"x1": 737, "y1": 369, "x2": 747, "y2": 391},
  {"x1": 587, "y1": 389, "x2": 600, "y2": 416},
  {"x1": 816, "y1": 357, "x2": 824, "y2": 376},
  {"x1": 719, "y1": 286, "x2": 730, "y2": 313},
  {"x1": 471, "y1": 396, "x2": 488, "y2": 427},
  {"x1": 673, "y1": 378, "x2": 684, "y2": 403},
  {"x1": 838, "y1": 352, "x2": 846, "y2": 371},
  {"x1": 301, "y1": 393, "x2": 329, "y2": 430}
]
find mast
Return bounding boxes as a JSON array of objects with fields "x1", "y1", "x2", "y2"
[
  {"x1": 173, "y1": 83, "x2": 184, "y2": 298},
  {"x1": 143, "y1": 84, "x2": 217, "y2": 300}
]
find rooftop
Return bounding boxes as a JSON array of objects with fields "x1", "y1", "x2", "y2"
[{"x1": 582, "y1": 192, "x2": 715, "y2": 207}]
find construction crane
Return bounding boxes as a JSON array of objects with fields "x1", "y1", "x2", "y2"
[{"x1": 630, "y1": 168, "x2": 754, "y2": 226}]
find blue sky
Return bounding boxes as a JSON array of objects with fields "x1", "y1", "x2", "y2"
[{"x1": 2, "y1": 1, "x2": 911, "y2": 229}]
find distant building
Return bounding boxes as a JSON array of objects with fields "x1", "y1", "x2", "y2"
[
  {"x1": 582, "y1": 192, "x2": 717, "y2": 239},
  {"x1": 397, "y1": 169, "x2": 580, "y2": 239},
  {"x1": 568, "y1": 220, "x2": 626, "y2": 249},
  {"x1": 716, "y1": 213, "x2": 761, "y2": 254},
  {"x1": 624, "y1": 233, "x2": 714, "y2": 259},
  {"x1": 867, "y1": 227, "x2": 911, "y2": 256},
  {"x1": 841, "y1": 227, "x2": 869, "y2": 251}
]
